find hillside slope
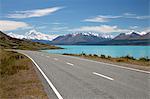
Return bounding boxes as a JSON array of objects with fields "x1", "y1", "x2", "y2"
[{"x1": 0, "y1": 31, "x2": 61, "y2": 50}]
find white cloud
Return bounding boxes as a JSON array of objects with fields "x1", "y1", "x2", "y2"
[
  {"x1": 69, "y1": 25, "x2": 130, "y2": 33},
  {"x1": 129, "y1": 26, "x2": 138, "y2": 29},
  {"x1": 130, "y1": 16, "x2": 150, "y2": 19},
  {"x1": 84, "y1": 15, "x2": 121, "y2": 22},
  {"x1": 123, "y1": 13, "x2": 136, "y2": 16},
  {"x1": 123, "y1": 13, "x2": 150, "y2": 19},
  {"x1": 36, "y1": 26, "x2": 47, "y2": 29},
  {"x1": 7, "y1": 7, "x2": 64, "y2": 19},
  {"x1": 0, "y1": 20, "x2": 29, "y2": 31},
  {"x1": 52, "y1": 27, "x2": 68, "y2": 30},
  {"x1": 140, "y1": 27, "x2": 150, "y2": 35},
  {"x1": 84, "y1": 13, "x2": 150, "y2": 23},
  {"x1": 51, "y1": 22, "x2": 62, "y2": 25}
]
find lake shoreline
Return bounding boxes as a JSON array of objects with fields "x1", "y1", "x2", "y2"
[
  {"x1": 54, "y1": 44, "x2": 150, "y2": 46},
  {"x1": 44, "y1": 45, "x2": 150, "y2": 59}
]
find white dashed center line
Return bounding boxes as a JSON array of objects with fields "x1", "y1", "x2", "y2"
[
  {"x1": 54, "y1": 58, "x2": 58, "y2": 61},
  {"x1": 66, "y1": 62, "x2": 74, "y2": 66},
  {"x1": 93, "y1": 72, "x2": 114, "y2": 81}
]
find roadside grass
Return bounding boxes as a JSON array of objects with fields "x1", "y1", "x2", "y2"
[
  {"x1": 0, "y1": 50, "x2": 29, "y2": 77},
  {"x1": 0, "y1": 50, "x2": 48, "y2": 98},
  {"x1": 0, "y1": 40, "x2": 62, "y2": 50},
  {"x1": 62, "y1": 53, "x2": 150, "y2": 67}
]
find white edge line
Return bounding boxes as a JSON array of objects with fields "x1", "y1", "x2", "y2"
[
  {"x1": 93, "y1": 72, "x2": 114, "y2": 81},
  {"x1": 66, "y1": 62, "x2": 74, "y2": 66},
  {"x1": 62, "y1": 55, "x2": 150, "y2": 74},
  {"x1": 22, "y1": 53, "x2": 63, "y2": 99}
]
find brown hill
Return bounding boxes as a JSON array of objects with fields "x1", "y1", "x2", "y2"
[{"x1": 0, "y1": 31, "x2": 61, "y2": 50}]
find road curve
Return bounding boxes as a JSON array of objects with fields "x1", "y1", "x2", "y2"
[{"x1": 16, "y1": 50, "x2": 150, "y2": 99}]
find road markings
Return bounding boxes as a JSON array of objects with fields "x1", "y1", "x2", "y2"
[
  {"x1": 93, "y1": 72, "x2": 114, "y2": 81},
  {"x1": 66, "y1": 62, "x2": 74, "y2": 66},
  {"x1": 22, "y1": 54, "x2": 63, "y2": 99},
  {"x1": 62, "y1": 55, "x2": 150, "y2": 74},
  {"x1": 54, "y1": 58, "x2": 58, "y2": 61},
  {"x1": 46, "y1": 56, "x2": 50, "y2": 58}
]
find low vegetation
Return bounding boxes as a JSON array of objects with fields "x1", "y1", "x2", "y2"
[
  {"x1": 63, "y1": 53, "x2": 150, "y2": 70},
  {"x1": 0, "y1": 50, "x2": 29, "y2": 77},
  {"x1": 0, "y1": 50, "x2": 48, "y2": 98}
]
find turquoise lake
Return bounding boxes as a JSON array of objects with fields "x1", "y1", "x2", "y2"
[{"x1": 43, "y1": 45, "x2": 150, "y2": 58}]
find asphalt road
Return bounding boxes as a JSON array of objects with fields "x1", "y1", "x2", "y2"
[{"x1": 16, "y1": 50, "x2": 150, "y2": 99}]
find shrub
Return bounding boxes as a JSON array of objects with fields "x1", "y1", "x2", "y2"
[
  {"x1": 107, "y1": 56, "x2": 111, "y2": 58},
  {"x1": 116, "y1": 59, "x2": 124, "y2": 62},
  {"x1": 88, "y1": 54, "x2": 92, "y2": 56},
  {"x1": 121, "y1": 55, "x2": 135, "y2": 60},
  {"x1": 139, "y1": 57, "x2": 150, "y2": 62},
  {"x1": 81, "y1": 52, "x2": 86, "y2": 56},
  {"x1": 62, "y1": 53, "x2": 70, "y2": 55},
  {"x1": 100, "y1": 54, "x2": 106, "y2": 58},
  {"x1": 93, "y1": 54, "x2": 98, "y2": 57}
]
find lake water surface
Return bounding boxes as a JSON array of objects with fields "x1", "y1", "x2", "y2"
[{"x1": 43, "y1": 45, "x2": 150, "y2": 58}]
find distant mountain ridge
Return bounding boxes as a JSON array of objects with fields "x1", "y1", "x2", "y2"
[
  {"x1": 51, "y1": 32, "x2": 111, "y2": 45},
  {"x1": 114, "y1": 32, "x2": 150, "y2": 40},
  {"x1": 6, "y1": 30, "x2": 150, "y2": 45}
]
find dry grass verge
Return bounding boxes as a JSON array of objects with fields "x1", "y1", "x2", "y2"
[
  {"x1": 63, "y1": 53, "x2": 150, "y2": 71},
  {"x1": 0, "y1": 50, "x2": 48, "y2": 99}
]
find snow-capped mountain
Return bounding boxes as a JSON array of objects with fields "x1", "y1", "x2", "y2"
[
  {"x1": 8, "y1": 32, "x2": 27, "y2": 39},
  {"x1": 113, "y1": 32, "x2": 150, "y2": 40},
  {"x1": 114, "y1": 32, "x2": 141, "y2": 40},
  {"x1": 63, "y1": 32, "x2": 114, "y2": 38},
  {"x1": 51, "y1": 32, "x2": 111, "y2": 45},
  {"x1": 8, "y1": 29, "x2": 58, "y2": 41},
  {"x1": 25, "y1": 30, "x2": 58, "y2": 40}
]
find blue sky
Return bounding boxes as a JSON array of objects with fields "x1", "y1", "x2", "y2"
[{"x1": 0, "y1": 0, "x2": 149, "y2": 36}]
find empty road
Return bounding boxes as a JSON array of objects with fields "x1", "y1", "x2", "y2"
[{"x1": 16, "y1": 50, "x2": 150, "y2": 99}]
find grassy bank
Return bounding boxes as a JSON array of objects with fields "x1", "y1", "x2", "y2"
[
  {"x1": 0, "y1": 31, "x2": 62, "y2": 50},
  {"x1": 0, "y1": 50, "x2": 48, "y2": 98},
  {"x1": 63, "y1": 53, "x2": 150, "y2": 71}
]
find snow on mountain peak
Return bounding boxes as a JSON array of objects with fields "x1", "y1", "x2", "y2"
[
  {"x1": 64, "y1": 32, "x2": 114, "y2": 39},
  {"x1": 8, "y1": 32, "x2": 26, "y2": 39},
  {"x1": 8, "y1": 30, "x2": 58, "y2": 41},
  {"x1": 26, "y1": 29, "x2": 41, "y2": 35}
]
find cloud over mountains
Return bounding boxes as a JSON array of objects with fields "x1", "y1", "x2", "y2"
[
  {"x1": 84, "y1": 13, "x2": 150, "y2": 23},
  {"x1": 69, "y1": 25, "x2": 130, "y2": 33},
  {"x1": 7, "y1": 7, "x2": 64, "y2": 19},
  {"x1": 0, "y1": 20, "x2": 29, "y2": 31}
]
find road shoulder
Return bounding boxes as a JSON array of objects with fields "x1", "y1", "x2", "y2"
[{"x1": 0, "y1": 50, "x2": 48, "y2": 98}]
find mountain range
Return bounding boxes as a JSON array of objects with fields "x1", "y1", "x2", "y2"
[
  {"x1": 51, "y1": 32, "x2": 112, "y2": 45},
  {"x1": 8, "y1": 29, "x2": 58, "y2": 41},
  {"x1": 7, "y1": 30, "x2": 150, "y2": 45},
  {"x1": 114, "y1": 32, "x2": 150, "y2": 40},
  {"x1": 50, "y1": 32, "x2": 150, "y2": 45}
]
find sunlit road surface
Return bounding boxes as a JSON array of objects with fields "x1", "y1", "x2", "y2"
[{"x1": 16, "y1": 50, "x2": 150, "y2": 99}]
